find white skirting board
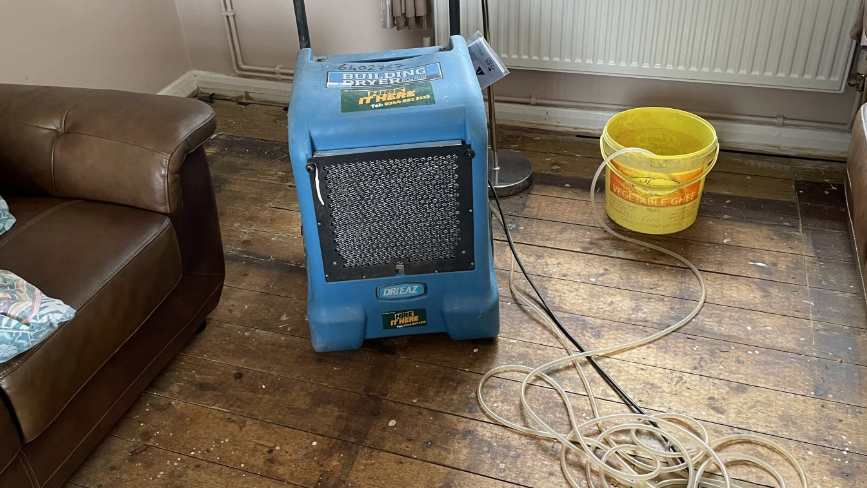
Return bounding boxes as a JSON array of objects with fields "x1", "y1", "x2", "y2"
[
  {"x1": 157, "y1": 71, "x2": 198, "y2": 97},
  {"x1": 494, "y1": 103, "x2": 853, "y2": 160},
  {"x1": 160, "y1": 70, "x2": 852, "y2": 160},
  {"x1": 159, "y1": 70, "x2": 293, "y2": 104},
  {"x1": 193, "y1": 71, "x2": 293, "y2": 104}
]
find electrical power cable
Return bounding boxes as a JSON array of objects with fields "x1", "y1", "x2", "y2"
[
  {"x1": 488, "y1": 178, "x2": 650, "y2": 417},
  {"x1": 480, "y1": 147, "x2": 808, "y2": 487}
]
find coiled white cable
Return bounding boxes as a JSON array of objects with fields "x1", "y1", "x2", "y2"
[{"x1": 478, "y1": 147, "x2": 808, "y2": 488}]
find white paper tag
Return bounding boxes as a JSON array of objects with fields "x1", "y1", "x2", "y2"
[{"x1": 467, "y1": 32, "x2": 509, "y2": 90}]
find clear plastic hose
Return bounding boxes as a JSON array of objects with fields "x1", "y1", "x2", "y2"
[{"x1": 478, "y1": 147, "x2": 808, "y2": 488}]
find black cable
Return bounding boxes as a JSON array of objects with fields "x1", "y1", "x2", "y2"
[
  {"x1": 488, "y1": 180, "x2": 648, "y2": 416},
  {"x1": 488, "y1": 180, "x2": 702, "y2": 482}
]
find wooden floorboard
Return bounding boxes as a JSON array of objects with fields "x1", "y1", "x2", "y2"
[
  {"x1": 70, "y1": 100, "x2": 865, "y2": 488},
  {"x1": 216, "y1": 202, "x2": 860, "y2": 324},
  {"x1": 215, "y1": 218, "x2": 867, "y2": 365},
  {"x1": 156, "y1": 326, "x2": 860, "y2": 488},
  {"x1": 209, "y1": 285, "x2": 867, "y2": 407},
  {"x1": 69, "y1": 435, "x2": 296, "y2": 487}
]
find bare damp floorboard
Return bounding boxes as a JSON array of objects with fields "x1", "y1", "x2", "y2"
[{"x1": 70, "y1": 101, "x2": 865, "y2": 487}]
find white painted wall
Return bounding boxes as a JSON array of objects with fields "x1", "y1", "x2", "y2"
[
  {"x1": 1, "y1": 0, "x2": 854, "y2": 128},
  {"x1": 174, "y1": 0, "x2": 429, "y2": 75},
  {"x1": 175, "y1": 0, "x2": 858, "y2": 128},
  {"x1": 0, "y1": 0, "x2": 191, "y2": 94}
]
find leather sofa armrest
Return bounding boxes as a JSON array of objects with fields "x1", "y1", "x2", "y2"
[
  {"x1": 0, "y1": 398, "x2": 21, "y2": 476},
  {"x1": 847, "y1": 105, "x2": 867, "y2": 298},
  {"x1": 175, "y1": 146, "x2": 226, "y2": 277},
  {"x1": 0, "y1": 84, "x2": 216, "y2": 216}
]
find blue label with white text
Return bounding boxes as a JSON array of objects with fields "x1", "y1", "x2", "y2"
[{"x1": 377, "y1": 283, "x2": 427, "y2": 300}]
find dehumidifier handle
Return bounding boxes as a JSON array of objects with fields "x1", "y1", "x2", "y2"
[
  {"x1": 291, "y1": 0, "x2": 459, "y2": 49},
  {"x1": 292, "y1": 0, "x2": 311, "y2": 49},
  {"x1": 449, "y1": 0, "x2": 461, "y2": 36}
]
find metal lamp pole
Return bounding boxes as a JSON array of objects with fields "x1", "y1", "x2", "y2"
[{"x1": 482, "y1": 0, "x2": 533, "y2": 196}]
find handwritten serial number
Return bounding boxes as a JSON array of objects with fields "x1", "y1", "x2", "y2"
[{"x1": 337, "y1": 63, "x2": 408, "y2": 71}]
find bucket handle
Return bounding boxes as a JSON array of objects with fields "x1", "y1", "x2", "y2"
[{"x1": 605, "y1": 144, "x2": 720, "y2": 193}]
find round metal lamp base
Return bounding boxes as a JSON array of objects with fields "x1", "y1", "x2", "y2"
[{"x1": 488, "y1": 149, "x2": 534, "y2": 197}]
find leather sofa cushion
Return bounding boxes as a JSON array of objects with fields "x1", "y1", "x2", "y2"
[{"x1": 0, "y1": 197, "x2": 182, "y2": 441}]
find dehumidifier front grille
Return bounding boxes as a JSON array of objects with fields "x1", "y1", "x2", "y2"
[
  {"x1": 309, "y1": 142, "x2": 475, "y2": 282},
  {"x1": 326, "y1": 156, "x2": 461, "y2": 266}
]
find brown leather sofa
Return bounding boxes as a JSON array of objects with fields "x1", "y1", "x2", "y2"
[
  {"x1": 0, "y1": 85, "x2": 225, "y2": 488},
  {"x1": 847, "y1": 105, "x2": 867, "y2": 304}
]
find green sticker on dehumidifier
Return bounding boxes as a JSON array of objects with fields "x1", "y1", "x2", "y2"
[
  {"x1": 341, "y1": 82, "x2": 435, "y2": 113},
  {"x1": 382, "y1": 309, "x2": 427, "y2": 330}
]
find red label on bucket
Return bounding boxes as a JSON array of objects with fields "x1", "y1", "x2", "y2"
[{"x1": 608, "y1": 161, "x2": 703, "y2": 208}]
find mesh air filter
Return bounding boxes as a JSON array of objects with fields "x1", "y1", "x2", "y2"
[{"x1": 309, "y1": 142, "x2": 475, "y2": 282}]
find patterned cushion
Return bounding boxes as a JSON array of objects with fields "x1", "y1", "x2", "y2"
[
  {"x1": 0, "y1": 196, "x2": 13, "y2": 235},
  {"x1": 0, "y1": 271, "x2": 75, "y2": 363}
]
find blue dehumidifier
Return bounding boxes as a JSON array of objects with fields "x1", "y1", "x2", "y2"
[{"x1": 288, "y1": 0, "x2": 499, "y2": 352}]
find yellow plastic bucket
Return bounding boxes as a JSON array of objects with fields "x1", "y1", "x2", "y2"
[{"x1": 600, "y1": 107, "x2": 718, "y2": 235}]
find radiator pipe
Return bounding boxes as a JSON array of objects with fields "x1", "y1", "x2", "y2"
[
  {"x1": 221, "y1": 0, "x2": 294, "y2": 81},
  {"x1": 221, "y1": 0, "x2": 453, "y2": 84}
]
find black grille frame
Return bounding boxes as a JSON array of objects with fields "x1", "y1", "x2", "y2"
[{"x1": 308, "y1": 142, "x2": 475, "y2": 282}]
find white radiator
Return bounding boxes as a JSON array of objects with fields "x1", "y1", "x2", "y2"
[{"x1": 434, "y1": 0, "x2": 861, "y2": 92}]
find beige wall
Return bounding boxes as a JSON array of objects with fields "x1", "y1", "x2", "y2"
[
  {"x1": 0, "y1": 0, "x2": 191, "y2": 93},
  {"x1": 175, "y1": 0, "x2": 428, "y2": 75}
]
